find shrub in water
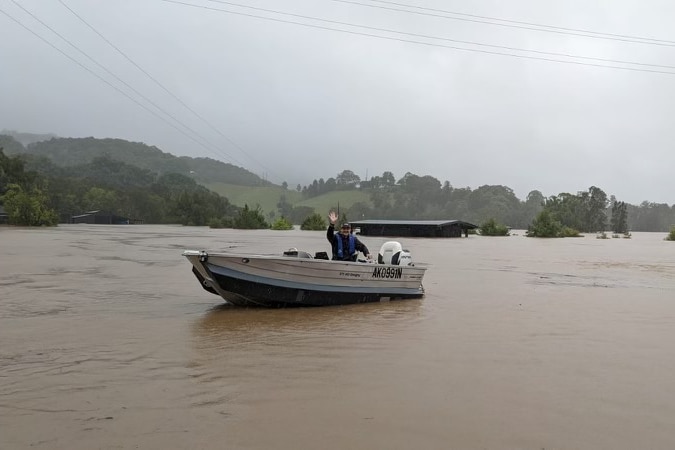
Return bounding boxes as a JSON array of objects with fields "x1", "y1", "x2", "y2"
[
  {"x1": 479, "y1": 218, "x2": 510, "y2": 236},
  {"x1": 272, "y1": 217, "x2": 293, "y2": 230},
  {"x1": 301, "y1": 213, "x2": 327, "y2": 231}
]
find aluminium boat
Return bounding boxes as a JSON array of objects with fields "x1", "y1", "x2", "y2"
[{"x1": 183, "y1": 241, "x2": 426, "y2": 307}]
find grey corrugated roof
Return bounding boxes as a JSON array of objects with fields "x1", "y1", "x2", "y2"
[{"x1": 351, "y1": 219, "x2": 477, "y2": 228}]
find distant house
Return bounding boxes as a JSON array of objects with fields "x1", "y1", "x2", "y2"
[
  {"x1": 350, "y1": 219, "x2": 478, "y2": 238},
  {"x1": 70, "y1": 210, "x2": 142, "y2": 224}
]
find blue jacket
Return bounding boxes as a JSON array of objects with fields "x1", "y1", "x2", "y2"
[
  {"x1": 326, "y1": 224, "x2": 370, "y2": 261},
  {"x1": 337, "y1": 233, "x2": 356, "y2": 259}
]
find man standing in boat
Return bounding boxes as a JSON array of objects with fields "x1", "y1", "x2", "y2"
[{"x1": 327, "y1": 211, "x2": 372, "y2": 262}]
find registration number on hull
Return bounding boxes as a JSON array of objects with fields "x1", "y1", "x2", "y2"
[{"x1": 371, "y1": 267, "x2": 403, "y2": 279}]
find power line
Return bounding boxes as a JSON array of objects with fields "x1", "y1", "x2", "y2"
[
  {"x1": 161, "y1": 0, "x2": 675, "y2": 76},
  {"x1": 7, "y1": 0, "x2": 245, "y2": 169},
  {"x1": 57, "y1": 0, "x2": 278, "y2": 181},
  {"x1": 0, "y1": 5, "x2": 250, "y2": 169},
  {"x1": 199, "y1": 0, "x2": 675, "y2": 71},
  {"x1": 363, "y1": 0, "x2": 675, "y2": 44},
  {"x1": 329, "y1": 0, "x2": 675, "y2": 48}
]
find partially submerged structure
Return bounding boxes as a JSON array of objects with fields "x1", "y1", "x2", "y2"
[
  {"x1": 70, "y1": 210, "x2": 142, "y2": 224},
  {"x1": 350, "y1": 219, "x2": 478, "y2": 238}
]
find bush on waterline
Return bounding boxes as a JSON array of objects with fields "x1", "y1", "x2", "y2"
[
  {"x1": 301, "y1": 213, "x2": 327, "y2": 231},
  {"x1": 479, "y1": 218, "x2": 510, "y2": 236},
  {"x1": 666, "y1": 226, "x2": 675, "y2": 241},
  {"x1": 271, "y1": 217, "x2": 293, "y2": 230}
]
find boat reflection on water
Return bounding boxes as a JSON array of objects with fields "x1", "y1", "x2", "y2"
[
  {"x1": 191, "y1": 300, "x2": 424, "y2": 350},
  {"x1": 188, "y1": 300, "x2": 426, "y2": 399}
]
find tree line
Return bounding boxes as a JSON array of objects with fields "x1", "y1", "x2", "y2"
[
  {"x1": 294, "y1": 170, "x2": 674, "y2": 233},
  {"x1": 2, "y1": 137, "x2": 675, "y2": 232},
  {"x1": 0, "y1": 148, "x2": 246, "y2": 227}
]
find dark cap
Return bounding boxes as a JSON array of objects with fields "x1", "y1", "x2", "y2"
[{"x1": 340, "y1": 223, "x2": 351, "y2": 229}]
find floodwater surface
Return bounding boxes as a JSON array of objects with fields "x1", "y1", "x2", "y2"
[{"x1": 1, "y1": 225, "x2": 674, "y2": 449}]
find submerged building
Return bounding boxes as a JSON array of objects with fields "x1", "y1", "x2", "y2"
[
  {"x1": 70, "y1": 210, "x2": 143, "y2": 224},
  {"x1": 350, "y1": 219, "x2": 478, "y2": 238}
]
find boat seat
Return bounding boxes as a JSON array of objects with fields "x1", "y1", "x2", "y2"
[
  {"x1": 314, "y1": 251, "x2": 329, "y2": 260},
  {"x1": 283, "y1": 248, "x2": 313, "y2": 258}
]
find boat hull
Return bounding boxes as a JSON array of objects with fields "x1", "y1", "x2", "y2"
[{"x1": 184, "y1": 250, "x2": 426, "y2": 307}]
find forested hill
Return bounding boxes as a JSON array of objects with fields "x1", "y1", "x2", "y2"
[
  {"x1": 2, "y1": 136, "x2": 267, "y2": 187},
  {"x1": 1, "y1": 129, "x2": 57, "y2": 146}
]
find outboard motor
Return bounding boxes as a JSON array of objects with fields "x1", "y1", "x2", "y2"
[{"x1": 378, "y1": 241, "x2": 414, "y2": 266}]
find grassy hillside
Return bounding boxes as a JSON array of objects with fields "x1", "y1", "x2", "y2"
[
  {"x1": 207, "y1": 182, "x2": 371, "y2": 216},
  {"x1": 207, "y1": 183, "x2": 302, "y2": 213},
  {"x1": 295, "y1": 190, "x2": 371, "y2": 212}
]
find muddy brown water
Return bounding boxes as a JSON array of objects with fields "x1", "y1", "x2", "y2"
[{"x1": 1, "y1": 225, "x2": 674, "y2": 449}]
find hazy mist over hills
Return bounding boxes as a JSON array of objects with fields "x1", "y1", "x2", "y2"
[
  {"x1": 2, "y1": 130, "x2": 58, "y2": 147},
  {"x1": 3, "y1": 1, "x2": 675, "y2": 205}
]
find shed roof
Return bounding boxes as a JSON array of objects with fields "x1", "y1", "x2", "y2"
[
  {"x1": 70, "y1": 210, "x2": 102, "y2": 219},
  {"x1": 351, "y1": 219, "x2": 478, "y2": 228}
]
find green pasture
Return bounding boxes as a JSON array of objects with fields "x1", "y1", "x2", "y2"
[{"x1": 207, "y1": 182, "x2": 371, "y2": 215}]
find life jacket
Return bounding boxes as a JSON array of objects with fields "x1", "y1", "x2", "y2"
[{"x1": 336, "y1": 233, "x2": 356, "y2": 260}]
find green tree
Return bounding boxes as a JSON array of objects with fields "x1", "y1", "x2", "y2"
[
  {"x1": 83, "y1": 187, "x2": 119, "y2": 212},
  {"x1": 522, "y1": 190, "x2": 545, "y2": 226},
  {"x1": 610, "y1": 200, "x2": 628, "y2": 234},
  {"x1": 469, "y1": 185, "x2": 521, "y2": 227},
  {"x1": 324, "y1": 177, "x2": 337, "y2": 191},
  {"x1": 301, "y1": 213, "x2": 326, "y2": 230},
  {"x1": 1, "y1": 147, "x2": 58, "y2": 226},
  {"x1": 527, "y1": 210, "x2": 563, "y2": 237},
  {"x1": 335, "y1": 169, "x2": 360, "y2": 188},
  {"x1": 74, "y1": 155, "x2": 156, "y2": 189},
  {"x1": 233, "y1": 204, "x2": 269, "y2": 229},
  {"x1": 381, "y1": 171, "x2": 396, "y2": 186},
  {"x1": 365, "y1": 175, "x2": 381, "y2": 189},
  {"x1": 479, "y1": 218, "x2": 510, "y2": 236},
  {"x1": 153, "y1": 172, "x2": 235, "y2": 225},
  {"x1": 2, "y1": 184, "x2": 58, "y2": 226},
  {"x1": 271, "y1": 216, "x2": 293, "y2": 230},
  {"x1": 175, "y1": 189, "x2": 232, "y2": 226},
  {"x1": 545, "y1": 193, "x2": 584, "y2": 231},
  {"x1": 631, "y1": 202, "x2": 673, "y2": 232},
  {"x1": 666, "y1": 226, "x2": 675, "y2": 241},
  {"x1": 584, "y1": 186, "x2": 608, "y2": 232},
  {"x1": 370, "y1": 189, "x2": 392, "y2": 217},
  {"x1": 0, "y1": 148, "x2": 39, "y2": 190},
  {"x1": 392, "y1": 173, "x2": 442, "y2": 218},
  {"x1": 541, "y1": 187, "x2": 607, "y2": 233}
]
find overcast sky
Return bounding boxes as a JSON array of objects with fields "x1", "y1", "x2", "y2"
[{"x1": 2, "y1": 0, "x2": 675, "y2": 204}]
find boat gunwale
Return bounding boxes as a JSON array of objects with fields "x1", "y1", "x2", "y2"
[{"x1": 183, "y1": 250, "x2": 429, "y2": 270}]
